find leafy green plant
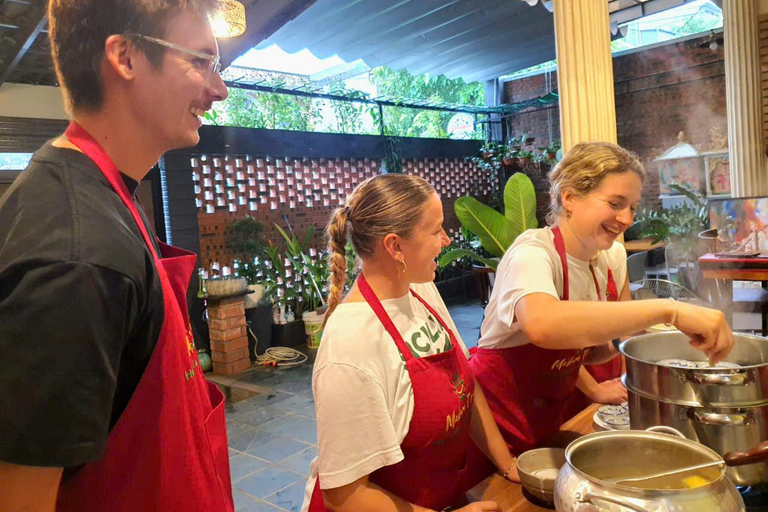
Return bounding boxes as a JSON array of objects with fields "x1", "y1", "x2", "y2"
[
  {"x1": 203, "y1": 110, "x2": 221, "y2": 126},
  {"x1": 439, "y1": 172, "x2": 538, "y2": 270},
  {"x1": 328, "y1": 80, "x2": 370, "y2": 134},
  {"x1": 252, "y1": 225, "x2": 330, "y2": 317},
  {"x1": 633, "y1": 184, "x2": 709, "y2": 290},
  {"x1": 369, "y1": 66, "x2": 484, "y2": 139},
  {"x1": 537, "y1": 140, "x2": 561, "y2": 158},
  {"x1": 383, "y1": 136, "x2": 403, "y2": 174},
  {"x1": 214, "y1": 83, "x2": 321, "y2": 132},
  {"x1": 634, "y1": 184, "x2": 708, "y2": 246},
  {"x1": 227, "y1": 216, "x2": 267, "y2": 285}
]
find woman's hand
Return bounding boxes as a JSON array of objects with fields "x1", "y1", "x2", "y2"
[
  {"x1": 455, "y1": 501, "x2": 501, "y2": 511},
  {"x1": 587, "y1": 378, "x2": 628, "y2": 405},
  {"x1": 672, "y1": 301, "x2": 734, "y2": 364}
]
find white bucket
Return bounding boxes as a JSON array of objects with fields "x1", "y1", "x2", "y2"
[{"x1": 302, "y1": 310, "x2": 326, "y2": 349}]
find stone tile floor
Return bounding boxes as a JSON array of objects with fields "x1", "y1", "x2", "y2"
[{"x1": 208, "y1": 299, "x2": 484, "y2": 512}]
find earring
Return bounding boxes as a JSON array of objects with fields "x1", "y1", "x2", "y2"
[
  {"x1": 396, "y1": 258, "x2": 407, "y2": 273},
  {"x1": 564, "y1": 208, "x2": 572, "y2": 219}
]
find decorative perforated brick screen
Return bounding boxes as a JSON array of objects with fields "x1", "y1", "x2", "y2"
[{"x1": 192, "y1": 154, "x2": 491, "y2": 269}]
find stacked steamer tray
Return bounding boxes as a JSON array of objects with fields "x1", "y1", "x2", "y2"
[{"x1": 620, "y1": 331, "x2": 768, "y2": 487}]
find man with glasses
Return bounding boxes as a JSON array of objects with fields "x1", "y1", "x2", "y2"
[{"x1": 0, "y1": 1, "x2": 231, "y2": 511}]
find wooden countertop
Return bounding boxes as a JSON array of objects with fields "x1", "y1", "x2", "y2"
[
  {"x1": 624, "y1": 239, "x2": 666, "y2": 254},
  {"x1": 466, "y1": 403, "x2": 600, "y2": 511}
]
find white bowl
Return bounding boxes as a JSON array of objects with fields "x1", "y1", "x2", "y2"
[{"x1": 516, "y1": 447, "x2": 566, "y2": 504}]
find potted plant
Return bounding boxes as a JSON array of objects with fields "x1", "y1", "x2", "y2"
[
  {"x1": 517, "y1": 150, "x2": 534, "y2": 168},
  {"x1": 633, "y1": 184, "x2": 709, "y2": 292},
  {"x1": 468, "y1": 141, "x2": 512, "y2": 212},
  {"x1": 538, "y1": 140, "x2": 562, "y2": 162},
  {"x1": 259, "y1": 225, "x2": 330, "y2": 348},
  {"x1": 227, "y1": 216, "x2": 266, "y2": 301},
  {"x1": 439, "y1": 172, "x2": 538, "y2": 272}
]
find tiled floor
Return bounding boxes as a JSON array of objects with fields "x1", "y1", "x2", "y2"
[{"x1": 210, "y1": 299, "x2": 485, "y2": 512}]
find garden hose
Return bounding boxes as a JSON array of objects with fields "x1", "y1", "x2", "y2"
[
  {"x1": 255, "y1": 347, "x2": 308, "y2": 368},
  {"x1": 250, "y1": 325, "x2": 308, "y2": 367}
]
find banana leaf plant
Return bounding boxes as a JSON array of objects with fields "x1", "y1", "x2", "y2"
[{"x1": 439, "y1": 172, "x2": 537, "y2": 271}]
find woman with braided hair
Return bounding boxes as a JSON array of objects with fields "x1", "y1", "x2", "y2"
[{"x1": 300, "y1": 174, "x2": 516, "y2": 512}]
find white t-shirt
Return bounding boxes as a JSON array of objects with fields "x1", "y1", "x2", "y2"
[
  {"x1": 300, "y1": 281, "x2": 469, "y2": 511},
  {"x1": 478, "y1": 227, "x2": 628, "y2": 350}
]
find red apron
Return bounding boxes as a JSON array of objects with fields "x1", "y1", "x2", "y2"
[
  {"x1": 563, "y1": 251, "x2": 622, "y2": 419},
  {"x1": 308, "y1": 274, "x2": 476, "y2": 511},
  {"x1": 57, "y1": 122, "x2": 234, "y2": 512},
  {"x1": 469, "y1": 226, "x2": 619, "y2": 455}
]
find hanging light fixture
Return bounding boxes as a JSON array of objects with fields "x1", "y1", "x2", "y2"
[
  {"x1": 210, "y1": 0, "x2": 246, "y2": 39},
  {"x1": 698, "y1": 30, "x2": 723, "y2": 52}
]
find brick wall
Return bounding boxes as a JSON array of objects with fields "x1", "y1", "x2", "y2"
[
  {"x1": 503, "y1": 34, "x2": 726, "y2": 211},
  {"x1": 193, "y1": 153, "x2": 490, "y2": 268}
]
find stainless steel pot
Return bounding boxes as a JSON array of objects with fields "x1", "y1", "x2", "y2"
[
  {"x1": 621, "y1": 332, "x2": 768, "y2": 407},
  {"x1": 626, "y1": 385, "x2": 768, "y2": 486},
  {"x1": 620, "y1": 331, "x2": 768, "y2": 485},
  {"x1": 554, "y1": 428, "x2": 744, "y2": 512}
]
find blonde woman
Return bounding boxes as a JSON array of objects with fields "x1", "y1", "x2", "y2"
[
  {"x1": 470, "y1": 141, "x2": 734, "y2": 456},
  {"x1": 301, "y1": 174, "x2": 516, "y2": 512}
]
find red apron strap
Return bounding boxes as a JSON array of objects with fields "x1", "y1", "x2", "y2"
[
  {"x1": 588, "y1": 264, "x2": 603, "y2": 301},
  {"x1": 606, "y1": 269, "x2": 619, "y2": 302},
  {"x1": 589, "y1": 254, "x2": 620, "y2": 302},
  {"x1": 551, "y1": 226, "x2": 569, "y2": 301},
  {"x1": 64, "y1": 122, "x2": 160, "y2": 262},
  {"x1": 357, "y1": 273, "x2": 415, "y2": 362},
  {"x1": 409, "y1": 288, "x2": 460, "y2": 351}
]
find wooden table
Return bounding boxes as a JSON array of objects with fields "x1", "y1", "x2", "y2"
[
  {"x1": 466, "y1": 404, "x2": 600, "y2": 511},
  {"x1": 624, "y1": 238, "x2": 666, "y2": 254},
  {"x1": 698, "y1": 253, "x2": 768, "y2": 281}
]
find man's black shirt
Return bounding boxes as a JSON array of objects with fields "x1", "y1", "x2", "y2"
[{"x1": 0, "y1": 142, "x2": 164, "y2": 467}]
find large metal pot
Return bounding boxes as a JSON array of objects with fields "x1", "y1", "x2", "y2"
[
  {"x1": 626, "y1": 384, "x2": 768, "y2": 486},
  {"x1": 620, "y1": 331, "x2": 768, "y2": 485},
  {"x1": 554, "y1": 428, "x2": 744, "y2": 512},
  {"x1": 621, "y1": 332, "x2": 768, "y2": 407}
]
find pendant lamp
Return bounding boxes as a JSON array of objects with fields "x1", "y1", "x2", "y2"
[{"x1": 211, "y1": 0, "x2": 247, "y2": 38}]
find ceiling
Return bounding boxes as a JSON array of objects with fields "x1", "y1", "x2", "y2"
[
  {"x1": 0, "y1": 0, "x2": 709, "y2": 89},
  {"x1": 257, "y1": 0, "x2": 706, "y2": 83}
]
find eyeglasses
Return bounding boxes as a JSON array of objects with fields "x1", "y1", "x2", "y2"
[{"x1": 127, "y1": 34, "x2": 222, "y2": 83}]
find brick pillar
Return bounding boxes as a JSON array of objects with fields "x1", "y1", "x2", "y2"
[{"x1": 208, "y1": 295, "x2": 251, "y2": 375}]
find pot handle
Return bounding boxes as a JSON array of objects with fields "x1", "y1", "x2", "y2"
[
  {"x1": 646, "y1": 425, "x2": 686, "y2": 438},
  {"x1": 575, "y1": 491, "x2": 650, "y2": 512},
  {"x1": 689, "y1": 371, "x2": 750, "y2": 386},
  {"x1": 724, "y1": 441, "x2": 768, "y2": 467},
  {"x1": 690, "y1": 410, "x2": 753, "y2": 427}
]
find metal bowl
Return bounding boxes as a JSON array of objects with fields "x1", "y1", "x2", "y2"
[
  {"x1": 206, "y1": 276, "x2": 248, "y2": 297},
  {"x1": 516, "y1": 447, "x2": 565, "y2": 505}
]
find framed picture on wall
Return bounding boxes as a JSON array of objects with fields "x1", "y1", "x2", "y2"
[
  {"x1": 703, "y1": 151, "x2": 730, "y2": 197},
  {"x1": 709, "y1": 195, "x2": 768, "y2": 252}
]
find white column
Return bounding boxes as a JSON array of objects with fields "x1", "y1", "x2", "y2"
[
  {"x1": 552, "y1": 0, "x2": 617, "y2": 152},
  {"x1": 723, "y1": 0, "x2": 767, "y2": 197}
]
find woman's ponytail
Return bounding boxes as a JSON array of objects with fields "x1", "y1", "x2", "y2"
[{"x1": 325, "y1": 207, "x2": 349, "y2": 321}]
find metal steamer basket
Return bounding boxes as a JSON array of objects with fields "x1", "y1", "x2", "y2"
[{"x1": 620, "y1": 331, "x2": 768, "y2": 486}]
